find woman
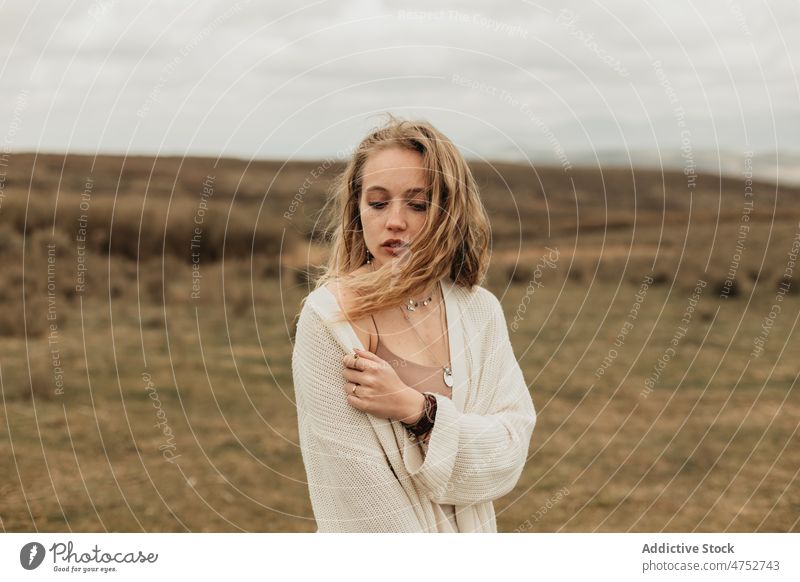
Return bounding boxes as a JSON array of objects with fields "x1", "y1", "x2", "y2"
[{"x1": 291, "y1": 116, "x2": 536, "y2": 532}]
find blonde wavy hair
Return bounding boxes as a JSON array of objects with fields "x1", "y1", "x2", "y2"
[{"x1": 314, "y1": 115, "x2": 491, "y2": 323}]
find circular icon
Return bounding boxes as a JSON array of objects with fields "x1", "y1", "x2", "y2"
[{"x1": 20, "y1": 542, "x2": 46, "y2": 570}]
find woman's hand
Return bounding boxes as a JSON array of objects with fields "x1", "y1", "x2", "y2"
[{"x1": 342, "y1": 348, "x2": 425, "y2": 423}]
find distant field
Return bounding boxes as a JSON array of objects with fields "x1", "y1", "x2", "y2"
[{"x1": 0, "y1": 153, "x2": 798, "y2": 532}]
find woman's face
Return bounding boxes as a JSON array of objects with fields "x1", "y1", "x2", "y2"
[{"x1": 358, "y1": 147, "x2": 430, "y2": 270}]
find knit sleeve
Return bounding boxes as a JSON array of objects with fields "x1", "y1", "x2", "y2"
[
  {"x1": 292, "y1": 302, "x2": 425, "y2": 532},
  {"x1": 401, "y1": 294, "x2": 536, "y2": 505}
]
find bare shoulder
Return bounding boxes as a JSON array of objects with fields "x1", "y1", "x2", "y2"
[
  {"x1": 323, "y1": 267, "x2": 375, "y2": 351},
  {"x1": 324, "y1": 266, "x2": 370, "y2": 309}
]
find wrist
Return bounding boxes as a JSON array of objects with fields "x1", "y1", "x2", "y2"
[
  {"x1": 401, "y1": 390, "x2": 426, "y2": 424},
  {"x1": 400, "y1": 392, "x2": 438, "y2": 440}
]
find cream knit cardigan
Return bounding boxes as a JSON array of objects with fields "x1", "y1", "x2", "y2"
[{"x1": 291, "y1": 276, "x2": 537, "y2": 532}]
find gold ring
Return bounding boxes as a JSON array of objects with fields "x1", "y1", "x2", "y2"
[
  {"x1": 353, "y1": 352, "x2": 359, "y2": 361},
  {"x1": 351, "y1": 383, "x2": 358, "y2": 397}
]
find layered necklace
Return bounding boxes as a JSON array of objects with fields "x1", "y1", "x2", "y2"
[{"x1": 370, "y1": 262, "x2": 454, "y2": 388}]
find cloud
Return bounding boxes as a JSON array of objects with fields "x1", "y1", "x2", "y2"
[{"x1": 0, "y1": 0, "x2": 796, "y2": 184}]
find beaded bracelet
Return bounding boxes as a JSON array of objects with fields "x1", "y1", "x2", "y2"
[{"x1": 401, "y1": 392, "x2": 437, "y2": 439}]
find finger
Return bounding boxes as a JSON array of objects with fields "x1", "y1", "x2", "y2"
[
  {"x1": 342, "y1": 381, "x2": 359, "y2": 397},
  {"x1": 346, "y1": 394, "x2": 368, "y2": 412},
  {"x1": 342, "y1": 353, "x2": 366, "y2": 371},
  {"x1": 354, "y1": 348, "x2": 381, "y2": 362},
  {"x1": 345, "y1": 353, "x2": 380, "y2": 373},
  {"x1": 354, "y1": 349, "x2": 391, "y2": 371},
  {"x1": 342, "y1": 368, "x2": 364, "y2": 384}
]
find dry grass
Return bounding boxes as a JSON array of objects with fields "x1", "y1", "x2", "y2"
[{"x1": 0, "y1": 278, "x2": 797, "y2": 532}]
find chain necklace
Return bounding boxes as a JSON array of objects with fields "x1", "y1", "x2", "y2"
[
  {"x1": 369, "y1": 260, "x2": 454, "y2": 388},
  {"x1": 399, "y1": 282, "x2": 454, "y2": 388},
  {"x1": 405, "y1": 294, "x2": 432, "y2": 311},
  {"x1": 367, "y1": 251, "x2": 431, "y2": 310}
]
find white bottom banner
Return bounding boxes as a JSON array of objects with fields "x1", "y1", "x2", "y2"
[{"x1": 1, "y1": 533, "x2": 797, "y2": 581}]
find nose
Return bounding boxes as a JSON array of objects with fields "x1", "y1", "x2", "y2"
[{"x1": 385, "y1": 200, "x2": 407, "y2": 230}]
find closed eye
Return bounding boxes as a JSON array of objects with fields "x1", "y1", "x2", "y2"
[{"x1": 367, "y1": 201, "x2": 428, "y2": 211}]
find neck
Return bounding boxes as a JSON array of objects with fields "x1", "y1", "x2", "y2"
[
  {"x1": 369, "y1": 260, "x2": 441, "y2": 299},
  {"x1": 408, "y1": 278, "x2": 442, "y2": 304}
]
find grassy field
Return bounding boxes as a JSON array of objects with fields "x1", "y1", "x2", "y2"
[
  {"x1": 1, "y1": 276, "x2": 797, "y2": 532},
  {"x1": 0, "y1": 153, "x2": 798, "y2": 532}
]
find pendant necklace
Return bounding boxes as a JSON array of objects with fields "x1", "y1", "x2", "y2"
[
  {"x1": 399, "y1": 281, "x2": 454, "y2": 389},
  {"x1": 369, "y1": 260, "x2": 453, "y2": 388}
]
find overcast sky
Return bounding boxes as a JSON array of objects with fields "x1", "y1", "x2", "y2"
[{"x1": 1, "y1": 0, "x2": 798, "y2": 181}]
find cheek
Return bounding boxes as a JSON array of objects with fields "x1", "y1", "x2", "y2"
[
  {"x1": 358, "y1": 207, "x2": 374, "y2": 227},
  {"x1": 359, "y1": 211, "x2": 381, "y2": 240},
  {"x1": 408, "y1": 213, "x2": 428, "y2": 233},
  {"x1": 360, "y1": 211, "x2": 378, "y2": 230}
]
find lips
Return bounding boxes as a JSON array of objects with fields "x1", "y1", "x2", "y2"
[
  {"x1": 381, "y1": 238, "x2": 408, "y2": 248},
  {"x1": 380, "y1": 238, "x2": 409, "y2": 256}
]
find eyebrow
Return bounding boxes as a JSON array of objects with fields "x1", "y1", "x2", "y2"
[{"x1": 364, "y1": 186, "x2": 428, "y2": 196}]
